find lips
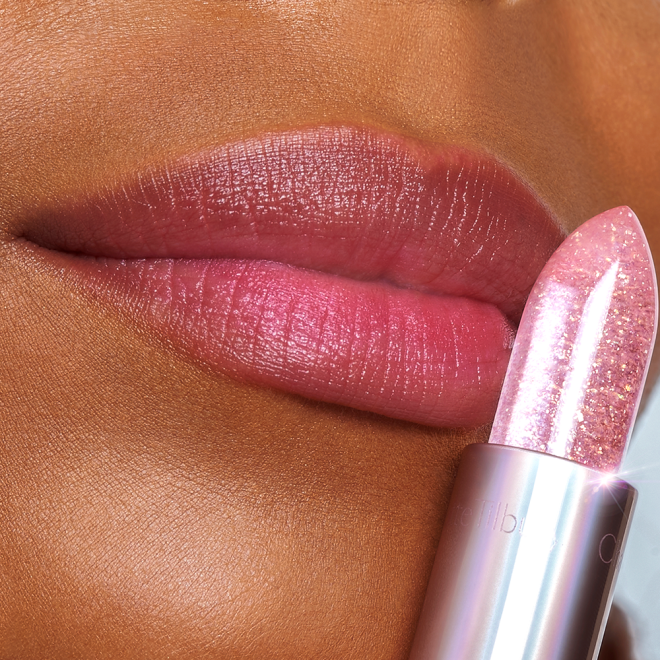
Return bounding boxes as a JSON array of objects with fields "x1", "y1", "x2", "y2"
[{"x1": 20, "y1": 126, "x2": 564, "y2": 427}]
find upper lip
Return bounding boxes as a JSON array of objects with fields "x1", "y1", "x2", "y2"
[{"x1": 21, "y1": 125, "x2": 563, "y2": 324}]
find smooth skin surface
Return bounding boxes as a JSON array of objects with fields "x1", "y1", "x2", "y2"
[{"x1": 1, "y1": 1, "x2": 659, "y2": 658}]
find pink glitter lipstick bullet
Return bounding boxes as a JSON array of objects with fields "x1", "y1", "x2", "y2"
[
  {"x1": 490, "y1": 206, "x2": 657, "y2": 472},
  {"x1": 409, "y1": 207, "x2": 657, "y2": 660}
]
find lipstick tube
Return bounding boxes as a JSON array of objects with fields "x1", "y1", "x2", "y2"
[
  {"x1": 409, "y1": 207, "x2": 657, "y2": 660},
  {"x1": 408, "y1": 444, "x2": 636, "y2": 659}
]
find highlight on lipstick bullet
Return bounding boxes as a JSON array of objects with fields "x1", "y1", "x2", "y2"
[{"x1": 489, "y1": 206, "x2": 658, "y2": 472}]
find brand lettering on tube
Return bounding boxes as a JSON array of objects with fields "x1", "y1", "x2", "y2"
[
  {"x1": 499, "y1": 504, "x2": 517, "y2": 533},
  {"x1": 451, "y1": 500, "x2": 526, "y2": 535},
  {"x1": 598, "y1": 534, "x2": 617, "y2": 564}
]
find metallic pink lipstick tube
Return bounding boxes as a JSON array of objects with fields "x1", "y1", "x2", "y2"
[{"x1": 409, "y1": 207, "x2": 658, "y2": 660}]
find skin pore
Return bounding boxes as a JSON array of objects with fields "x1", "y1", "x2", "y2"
[{"x1": 1, "y1": 1, "x2": 660, "y2": 658}]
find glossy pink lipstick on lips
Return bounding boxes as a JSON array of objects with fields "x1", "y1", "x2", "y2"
[
  {"x1": 21, "y1": 126, "x2": 563, "y2": 428},
  {"x1": 410, "y1": 207, "x2": 657, "y2": 660}
]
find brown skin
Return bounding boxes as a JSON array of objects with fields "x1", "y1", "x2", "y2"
[{"x1": 0, "y1": 1, "x2": 659, "y2": 657}]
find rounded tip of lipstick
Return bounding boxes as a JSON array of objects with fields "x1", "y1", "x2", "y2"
[{"x1": 490, "y1": 206, "x2": 658, "y2": 472}]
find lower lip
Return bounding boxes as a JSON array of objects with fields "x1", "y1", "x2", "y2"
[{"x1": 34, "y1": 248, "x2": 514, "y2": 428}]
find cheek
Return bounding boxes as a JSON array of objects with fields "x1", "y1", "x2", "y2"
[
  {"x1": 2, "y1": 399, "x2": 476, "y2": 658},
  {"x1": 0, "y1": 251, "x2": 483, "y2": 658}
]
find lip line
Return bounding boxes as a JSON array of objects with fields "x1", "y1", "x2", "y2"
[
  {"x1": 30, "y1": 248, "x2": 517, "y2": 328},
  {"x1": 20, "y1": 124, "x2": 565, "y2": 324}
]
